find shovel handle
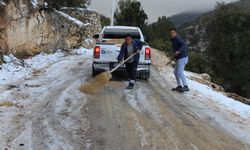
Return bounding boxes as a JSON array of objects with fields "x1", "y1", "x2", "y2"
[
  {"x1": 110, "y1": 52, "x2": 138, "y2": 73},
  {"x1": 166, "y1": 57, "x2": 175, "y2": 66}
]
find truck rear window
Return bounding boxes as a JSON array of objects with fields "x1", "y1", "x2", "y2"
[{"x1": 103, "y1": 28, "x2": 141, "y2": 39}]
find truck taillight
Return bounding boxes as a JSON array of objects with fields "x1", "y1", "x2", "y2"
[
  {"x1": 94, "y1": 46, "x2": 100, "y2": 59},
  {"x1": 145, "y1": 47, "x2": 151, "y2": 60}
]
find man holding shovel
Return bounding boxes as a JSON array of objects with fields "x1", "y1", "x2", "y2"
[
  {"x1": 117, "y1": 35, "x2": 143, "y2": 89},
  {"x1": 170, "y1": 28, "x2": 190, "y2": 92}
]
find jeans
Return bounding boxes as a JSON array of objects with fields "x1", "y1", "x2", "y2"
[
  {"x1": 174, "y1": 57, "x2": 188, "y2": 87},
  {"x1": 126, "y1": 61, "x2": 138, "y2": 84}
]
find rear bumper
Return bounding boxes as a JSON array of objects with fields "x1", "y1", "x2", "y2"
[{"x1": 93, "y1": 62, "x2": 151, "y2": 72}]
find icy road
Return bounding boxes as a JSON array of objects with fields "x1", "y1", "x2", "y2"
[{"x1": 0, "y1": 48, "x2": 249, "y2": 150}]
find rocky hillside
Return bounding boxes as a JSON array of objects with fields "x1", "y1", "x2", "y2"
[
  {"x1": 0, "y1": 0, "x2": 101, "y2": 62},
  {"x1": 178, "y1": 12, "x2": 210, "y2": 52},
  {"x1": 168, "y1": 11, "x2": 205, "y2": 27},
  {"x1": 178, "y1": 0, "x2": 250, "y2": 53}
]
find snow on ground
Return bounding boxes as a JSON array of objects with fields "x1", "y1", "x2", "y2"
[
  {"x1": 187, "y1": 74, "x2": 250, "y2": 118},
  {"x1": 60, "y1": 7, "x2": 98, "y2": 13},
  {"x1": 0, "y1": 0, "x2": 5, "y2": 6},
  {"x1": 0, "y1": 47, "x2": 93, "y2": 149},
  {"x1": 0, "y1": 48, "x2": 93, "y2": 87},
  {"x1": 0, "y1": 51, "x2": 65, "y2": 86},
  {"x1": 74, "y1": 47, "x2": 93, "y2": 57},
  {"x1": 54, "y1": 9, "x2": 90, "y2": 27},
  {"x1": 157, "y1": 65, "x2": 250, "y2": 119},
  {"x1": 31, "y1": 0, "x2": 38, "y2": 8},
  {"x1": 0, "y1": 47, "x2": 249, "y2": 118},
  {"x1": 0, "y1": 47, "x2": 249, "y2": 148}
]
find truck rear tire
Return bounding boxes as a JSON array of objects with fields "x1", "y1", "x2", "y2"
[
  {"x1": 92, "y1": 65, "x2": 101, "y2": 77},
  {"x1": 139, "y1": 70, "x2": 150, "y2": 80}
]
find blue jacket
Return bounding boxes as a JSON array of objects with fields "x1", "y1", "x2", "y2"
[
  {"x1": 171, "y1": 36, "x2": 188, "y2": 59},
  {"x1": 117, "y1": 39, "x2": 143, "y2": 63}
]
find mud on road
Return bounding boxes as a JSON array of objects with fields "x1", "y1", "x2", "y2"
[{"x1": 0, "y1": 51, "x2": 249, "y2": 150}]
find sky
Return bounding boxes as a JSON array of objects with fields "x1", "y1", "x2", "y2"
[{"x1": 89, "y1": 0, "x2": 239, "y2": 23}]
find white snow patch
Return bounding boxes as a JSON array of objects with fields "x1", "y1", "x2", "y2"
[
  {"x1": 25, "y1": 50, "x2": 65, "y2": 70},
  {"x1": 60, "y1": 7, "x2": 98, "y2": 13},
  {"x1": 137, "y1": 88, "x2": 163, "y2": 123},
  {"x1": 134, "y1": 115, "x2": 149, "y2": 147},
  {"x1": 159, "y1": 66, "x2": 250, "y2": 118},
  {"x1": 0, "y1": 51, "x2": 65, "y2": 85},
  {"x1": 0, "y1": 90, "x2": 12, "y2": 101},
  {"x1": 54, "y1": 9, "x2": 90, "y2": 27},
  {"x1": 44, "y1": 119, "x2": 74, "y2": 150},
  {"x1": 186, "y1": 73, "x2": 250, "y2": 118},
  {"x1": 0, "y1": 47, "x2": 91, "y2": 86},
  {"x1": 125, "y1": 87, "x2": 162, "y2": 123},
  {"x1": 84, "y1": 38, "x2": 94, "y2": 46},
  {"x1": 85, "y1": 140, "x2": 91, "y2": 150},
  {"x1": 31, "y1": 0, "x2": 38, "y2": 8},
  {"x1": 12, "y1": 121, "x2": 33, "y2": 150},
  {"x1": 0, "y1": 110, "x2": 17, "y2": 146},
  {"x1": 74, "y1": 47, "x2": 93, "y2": 58},
  {"x1": 124, "y1": 90, "x2": 142, "y2": 113},
  {"x1": 0, "y1": 0, "x2": 6, "y2": 5}
]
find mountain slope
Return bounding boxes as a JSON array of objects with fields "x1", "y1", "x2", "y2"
[
  {"x1": 168, "y1": 11, "x2": 205, "y2": 27},
  {"x1": 178, "y1": 0, "x2": 250, "y2": 52}
]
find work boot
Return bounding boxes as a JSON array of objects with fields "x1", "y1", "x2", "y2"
[
  {"x1": 126, "y1": 83, "x2": 134, "y2": 89},
  {"x1": 183, "y1": 86, "x2": 190, "y2": 92}
]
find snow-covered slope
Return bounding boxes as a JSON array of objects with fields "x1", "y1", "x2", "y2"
[{"x1": 0, "y1": 48, "x2": 92, "y2": 85}]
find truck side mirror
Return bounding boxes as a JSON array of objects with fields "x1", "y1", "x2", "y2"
[
  {"x1": 93, "y1": 34, "x2": 99, "y2": 39},
  {"x1": 143, "y1": 35, "x2": 147, "y2": 41}
]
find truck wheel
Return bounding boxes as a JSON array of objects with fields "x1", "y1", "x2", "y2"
[
  {"x1": 92, "y1": 66, "x2": 101, "y2": 77},
  {"x1": 139, "y1": 71, "x2": 150, "y2": 80}
]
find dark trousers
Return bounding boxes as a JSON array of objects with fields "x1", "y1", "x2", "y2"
[{"x1": 125, "y1": 61, "x2": 138, "y2": 81}]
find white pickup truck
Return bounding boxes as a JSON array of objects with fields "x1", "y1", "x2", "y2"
[{"x1": 92, "y1": 26, "x2": 151, "y2": 80}]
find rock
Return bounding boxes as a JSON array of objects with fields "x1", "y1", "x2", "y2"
[
  {"x1": 60, "y1": 7, "x2": 101, "y2": 34},
  {"x1": 226, "y1": 92, "x2": 250, "y2": 105},
  {"x1": 0, "y1": 0, "x2": 101, "y2": 58},
  {"x1": 7, "y1": 84, "x2": 18, "y2": 90},
  {"x1": 0, "y1": 50, "x2": 3, "y2": 64},
  {"x1": 15, "y1": 103, "x2": 24, "y2": 108},
  {"x1": 200, "y1": 73, "x2": 211, "y2": 81},
  {"x1": 188, "y1": 75, "x2": 224, "y2": 92}
]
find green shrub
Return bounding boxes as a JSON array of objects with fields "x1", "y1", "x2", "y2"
[
  {"x1": 206, "y1": 3, "x2": 250, "y2": 98},
  {"x1": 100, "y1": 15, "x2": 110, "y2": 27},
  {"x1": 186, "y1": 51, "x2": 209, "y2": 73},
  {"x1": 149, "y1": 39, "x2": 172, "y2": 54}
]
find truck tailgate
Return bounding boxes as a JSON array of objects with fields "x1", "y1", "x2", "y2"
[
  {"x1": 95, "y1": 43, "x2": 148, "y2": 64},
  {"x1": 99, "y1": 44, "x2": 121, "y2": 62}
]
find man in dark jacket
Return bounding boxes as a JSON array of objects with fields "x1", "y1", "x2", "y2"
[
  {"x1": 117, "y1": 35, "x2": 143, "y2": 89},
  {"x1": 170, "y1": 28, "x2": 190, "y2": 92}
]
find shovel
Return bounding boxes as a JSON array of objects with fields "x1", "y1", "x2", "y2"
[
  {"x1": 110, "y1": 52, "x2": 138, "y2": 73},
  {"x1": 166, "y1": 56, "x2": 175, "y2": 66},
  {"x1": 80, "y1": 52, "x2": 138, "y2": 94}
]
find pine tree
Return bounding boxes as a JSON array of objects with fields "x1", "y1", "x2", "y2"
[
  {"x1": 114, "y1": 0, "x2": 148, "y2": 29},
  {"x1": 207, "y1": 3, "x2": 250, "y2": 98}
]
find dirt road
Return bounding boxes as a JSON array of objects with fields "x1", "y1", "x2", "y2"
[{"x1": 0, "y1": 50, "x2": 249, "y2": 150}]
